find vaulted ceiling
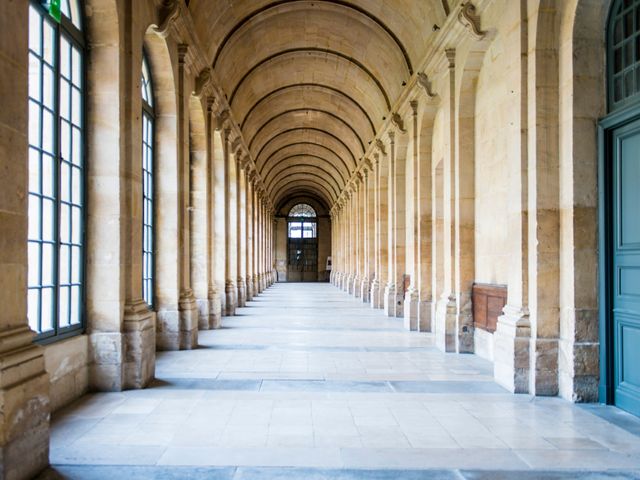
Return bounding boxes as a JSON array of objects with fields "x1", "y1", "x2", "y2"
[{"x1": 189, "y1": 0, "x2": 447, "y2": 208}]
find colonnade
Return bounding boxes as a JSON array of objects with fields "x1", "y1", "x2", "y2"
[{"x1": 222, "y1": 130, "x2": 276, "y2": 319}]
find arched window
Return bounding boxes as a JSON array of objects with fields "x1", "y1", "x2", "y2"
[
  {"x1": 27, "y1": 0, "x2": 85, "y2": 341},
  {"x1": 288, "y1": 203, "x2": 317, "y2": 238},
  {"x1": 141, "y1": 54, "x2": 155, "y2": 306},
  {"x1": 608, "y1": 0, "x2": 640, "y2": 111}
]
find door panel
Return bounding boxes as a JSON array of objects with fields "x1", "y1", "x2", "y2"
[
  {"x1": 612, "y1": 120, "x2": 640, "y2": 417},
  {"x1": 287, "y1": 237, "x2": 318, "y2": 282}
]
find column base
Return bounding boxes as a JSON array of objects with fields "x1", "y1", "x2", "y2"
[
  {"x1": 435, "y1": 294, "x2": 457, "y2": 352},
  {"x1": 352, "y1": 276, "x2": 361, "y2": 297},
  {"x1": 403, "y1": 288, "x2": 419, "y2": 331},
  {"x1": 246, "y1": 278, "x2": 254, "y2": 302},
  {"x1": 360, "y1": 277, "x2": 370, "y2": 303},
  {"x1": 457, "y1": 292, "x2": 474, "y2": 353},
  {"x1": 370, "y1": 279, "x2": 383, "y2": 309},
  {"x1": 418, "y1": 299, "x2": 433, "y2": 332},
  {"x1": 208, "y1": 287, "x2": 222, "y2": 329},
  {"x1": 529, "y1": 337, "x2": 559, "y2": 396},
  {"x1": 0, "y1": 326, "x2": 49, "y2": 480},
  {"x1": 123, "y1": 299, "x2": 156, "y2": 389},
  {"x1": 383, "y1": 283, "x2": 396, "y2": 317},
  {"x1": 156, "y1": 290, "x2": 199, "y2": 351},
  {"x1": 253, "y1": 275, "x2": 260, "y2": 296},
  {"x1": 237, "y1": 277, "x2": 247, "y2": 308},
  {"x1": 345, "y1": 274, "x2": 353, "y2": 293},
  {"x1": 493, "y1": 305, "x2": 531, "y2": 393},
  {"x1": 225, "y1": 281, "x2": 237, "y2": 316}
]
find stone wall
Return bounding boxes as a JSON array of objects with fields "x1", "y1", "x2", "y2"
[{"x1": 44, "y1": 336, "x2": 89, "y2": 412}]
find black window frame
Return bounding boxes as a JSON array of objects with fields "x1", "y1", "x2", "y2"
[
  {"x1": 141, "y1": 52, "x2": 156, "y2": 307},
  {"x1": 27, "y1": 0, "x2": 86, "y2": 344}
]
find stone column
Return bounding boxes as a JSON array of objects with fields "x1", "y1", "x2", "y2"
[
  {"x1": 235, "y1": 154, "x2": 246, "y2": 308},
  {"x1": 361, "y1": 162, "x2": 373, "y2": 302},
  {"x1": 177, "y1": 45, "x2": 199, "y2": 348},
  {"x1": 223, "y1": 129, "x2": 237, "y2": 316},
  {"x1": 404, "y1": 101, "x2": 420, "y2": 330},
  {"x1": 252, "y1": 183, "x2": 260, "y2": 295},
  {"x1": 384, "y1": 132, "x2": 397, "y2": 317},
  {"x1": 0, "y1": 1, "x2": 49, "y2": 474},
  {"x1": 344, "y1": 191, "x2": 353, "y2": 292},
  {"x1": 157, "y1": 44, "x2": 198, "y2": 350},
  {"x1": 206, "y1": 98, "x2": 222, "y2": 328},
  {"x1": 271, "y1": 214, "x2": 277, "y2": 284},
  {"x1": 245, "y1": 170, "x2": 254, "y2": 301},
  {"x1": 370, "y1": 154, "x2": 383, "y2": 308},
  {"x1": 435, "y1": 49, "x2": 458, "y2": 352},
  {"x1": 352, "y1": 178, "x2": 362, "y2": 297}
]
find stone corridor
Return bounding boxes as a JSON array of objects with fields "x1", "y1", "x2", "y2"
[{"x1": 41, "y1": 284, "x2": 640, "y2": 479}]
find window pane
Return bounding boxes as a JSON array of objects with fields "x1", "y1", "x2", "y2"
[
  {"x1": 28, "y1": 242, "x2": 40, "y2": 286},
  {"x1": 41, "y1": 288, "x2": 54, "y2": 332},
  {"x1": 28, "y1": 289, "x2": 40, "y2": 332}
]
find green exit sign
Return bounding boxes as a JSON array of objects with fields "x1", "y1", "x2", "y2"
[{"x1": 44, "y1": 0, "x2": 61, "y2": 23}]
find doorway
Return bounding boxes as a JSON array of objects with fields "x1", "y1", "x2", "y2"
[
  {"x1": 600, "y1": 0, "x2": 640, "y2": 417},
  {"x1": 287, "y1": 203, "x2": 318, "y2": 282}
]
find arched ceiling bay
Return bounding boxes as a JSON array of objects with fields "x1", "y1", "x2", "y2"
[{"x1": 189, "y1": 0, "x2": 446, "y2": 206}]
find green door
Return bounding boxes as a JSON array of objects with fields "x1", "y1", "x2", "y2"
[{"x1": 611, "y1": 119, "x2": 640, "y2": 417}]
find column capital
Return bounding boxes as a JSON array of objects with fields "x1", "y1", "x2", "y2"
[
  {"x1": 410, "y1": 99, "x2": 419, "y2": 115},
  {"x1": 177, "y1": 43, "x2": 189, "y2": 64},
  {"x1": 375, "y1": 138, "x2": 387, "y2": 156}
]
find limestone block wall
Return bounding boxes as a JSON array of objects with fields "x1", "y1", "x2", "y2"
[{"x1": 43, "y1": 336, "x2": 89, "y2": 412}]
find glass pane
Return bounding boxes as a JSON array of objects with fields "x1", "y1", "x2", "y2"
[
  {"x1": 28, "y1": 242, "x2": 40, "y2": 286},
  {"x1": 29, "y1": 7, "x2": 41, "y2": 55},
  {"x1": 72, "y1": 47, "x2": 82, "y2": 87},
  {"x1": 70, "y1": 286, "x2": 80, "y2": 325},
  {"x1": 42, "y1": 109, "x2": 54, "y2": 152},
  {"x1": 29, "y1": 54, "x2": 41, "y2": 101},
  {"x1": 29, "y1": 148, "x2": 40, "y2": 194},
  {"x1": 41, "y1": 288, "x2": 53, "y2": 332},
  {"x1": 72, "y1": 126, "x2": 82, "y2": 165},
  {"x1": 72, "y1": 246, "x2": 81, "y2": 282},
  {"x1": 42, "y1": 153, "x2": 54, "y2": 197},
  {"x1": 60, "y1": 80, "x2": 70, "y2": 121},
  {"x1": 60, "y1": 37, "x2": 71, "y2": 79},
  {"x1": 28, "y1": 289, "x2": 40, "y2": 332},
  {"x1": 61, "y1": 162, "x2": 71, "y2": 203},
  {"x1": 60, "y1": 204, "x2": 70, "y2": 243},
  {"x1": 42, "y1": 198, "x2": 55, "y2": 241},
  {"x1": 61, "y1": 119, "x2": 70, "y2": 160},
  {"x1": 72, "y1": 168, "x2": 81, "y2": 205},
  {"x1": 59, "y1": 245, "x2": 69, "y2": 285},
  {"x1": 72, "y1": 87, "x2": 81, "y2": 126},
  {"x1": 28, "y1": 195, "x2": 40, "y2": 240},
  {"x1": 29, "y1": 100, "x2": 40, "y2": 147},
  {"x1": 59, "y1": 286, "x2": 69, "y2": 327},
  {"x1": 43, "y1": 21, "x2": 55, "y2": 66},
  {"x1": 42, "y1": 243, "x2": 54, "y2": 286},
  {"x1": 72, "y1": 206, "x2": 81, "y2": 244}
]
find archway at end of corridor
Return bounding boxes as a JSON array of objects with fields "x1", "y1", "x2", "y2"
[{"x1": 274, "y1": 196, "x2": 332, "y2": 282}]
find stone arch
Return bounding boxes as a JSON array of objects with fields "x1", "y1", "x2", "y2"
[
  {"x1": 143, "y1": 30, "x2": 180, "y2": 349},
  {"x1": 188, "y1": 96, "x2": 211, "y2": 329},
  {"x1": 85, "y1": 0, "x2": 123, "y2": 345},
  {"x1": 391, "y1": 130, "x2": 409, "y2": 317},
  {"x1": 454, "y1": 37, "x2": 492, "y2": 353},
  {"x1": 415, "y1": 102, "x2": 438, "y2": 332},
  {"x1": 557, "y1": 0, "x2": 609, "y2": 402},
  {"x1": 212, "y1": 127, "x2": 226, "y2": 312}
]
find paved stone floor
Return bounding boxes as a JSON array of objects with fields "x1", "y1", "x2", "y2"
[{"x1": 41, "y1": 283, "x2": 640, "y2": 479}]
